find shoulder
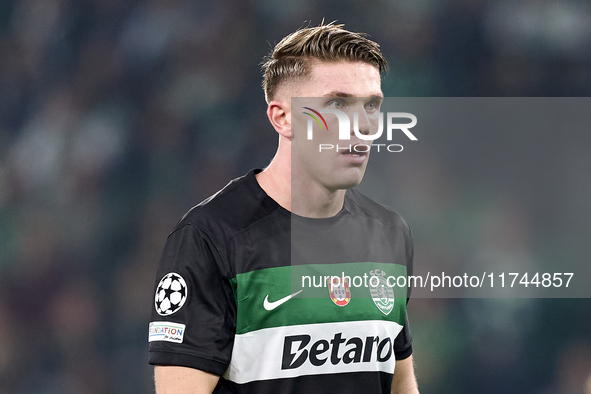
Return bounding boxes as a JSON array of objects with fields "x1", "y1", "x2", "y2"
[
  {"x1": 345, "y1": 188, "x2": 411, "y2": 236},
  {"x1": 171, "y1": 170, "x2": 281, "y2": 241}
]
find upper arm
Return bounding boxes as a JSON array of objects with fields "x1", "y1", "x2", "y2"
[
  {"x1": 155, "y1": 366, "x2": 220, "y2": 394},
  {"x1": 391, "y1": 355, "x2": 419, "y2": 394},
  {"x1": 149, "y1": 224, "x2": 236, "y2": 380}
]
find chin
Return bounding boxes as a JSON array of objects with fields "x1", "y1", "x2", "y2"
[{"x1": 331, "y1": 173, "x2": 365, "y2": 190}]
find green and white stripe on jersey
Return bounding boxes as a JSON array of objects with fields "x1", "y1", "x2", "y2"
[{"x1": 226, "y1": 262, "x2": 408, "y2": 384}]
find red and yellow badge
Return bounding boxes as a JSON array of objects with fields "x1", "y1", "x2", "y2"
[{"x1": 329, "y1": 277, "x2": 351, "y2": 307}]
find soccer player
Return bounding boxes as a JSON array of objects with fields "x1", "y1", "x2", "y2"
[{"x1": 149, "y1": 22, "x2": 419, "y2": 394}]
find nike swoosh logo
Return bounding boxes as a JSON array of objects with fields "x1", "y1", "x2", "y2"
[{"x1": 263, "y1": 290, "x2": 303, "y2": 311}]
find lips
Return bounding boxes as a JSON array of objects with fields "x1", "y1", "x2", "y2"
[
  {"x1": 341, "y1": 144, "x2": 369, "y2": 156},
  {"x1": 342, "y1": 151, "x2": 366, "y2": 157},
  {"x1": 341, "y1": 143, "x2": 369, "y2": 164}
]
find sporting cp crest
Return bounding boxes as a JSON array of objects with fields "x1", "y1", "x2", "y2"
[
  {"x1": 329, "y1": 277, "x2": 351, "y2": 307},
  {"x1": 369, "y1": 269, "x2": 395, "y2": 315}
]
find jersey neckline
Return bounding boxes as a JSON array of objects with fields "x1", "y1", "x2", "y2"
[{"x1": 248, "y1": 168, "x2": 352, "y2": 229}]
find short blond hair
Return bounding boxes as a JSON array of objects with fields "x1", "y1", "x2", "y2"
[{"x1": 261, "y1": 22, "x2": 388, "y2": 103}]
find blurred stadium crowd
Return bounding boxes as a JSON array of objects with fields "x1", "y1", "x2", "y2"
[{"x1": 0, "y1": 0, "x2": 590, "y2": 393}]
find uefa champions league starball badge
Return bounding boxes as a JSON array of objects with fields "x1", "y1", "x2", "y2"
[
  {"x1": 155, "y1": 272, "x2": 188, "y2": 316},
  {"x1": 369, "y1": 269, "x2": 395, "y2": 315}
]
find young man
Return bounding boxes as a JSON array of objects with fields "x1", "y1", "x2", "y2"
[{"x1": 149, "y1": 23, "x2": 419, "y2": 394}]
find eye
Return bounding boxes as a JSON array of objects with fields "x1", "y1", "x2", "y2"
[
  {"x1": 365, "y1": 100, "x2": 380, "y2": 112},
  {"x1": 327, "y1": 99, "x2": 346, "y2": 109}
]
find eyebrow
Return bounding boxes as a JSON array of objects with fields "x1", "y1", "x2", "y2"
[{"x1": 322, "y1": 91, "x2": 384, "y2": 99}]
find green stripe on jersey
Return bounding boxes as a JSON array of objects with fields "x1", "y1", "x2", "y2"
[{"x1": 231, "y1": 262, "x2": 408, "y2": 335}]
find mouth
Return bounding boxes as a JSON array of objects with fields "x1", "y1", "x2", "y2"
[
  {"x1": 341, "y1": 144, "x2": 369, "y2": 156},
  {"x1": 341, "y1": 144, "x2": 369, "y2": 163}
]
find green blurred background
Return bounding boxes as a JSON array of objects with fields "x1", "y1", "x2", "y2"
[{"x1": 0, "y1": 0, "x2": 590, "y2": 393}]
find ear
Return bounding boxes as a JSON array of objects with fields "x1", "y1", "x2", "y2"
[{"x1": 267, "y1": 100, "x2": 291, "y2": 139}]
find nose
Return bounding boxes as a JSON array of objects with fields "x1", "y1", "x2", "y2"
[{"x1": 352, "y1": 109, "x2": 372, "y2": 136}]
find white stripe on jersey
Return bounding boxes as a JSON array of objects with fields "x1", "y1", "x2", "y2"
[{"x1": 224, "y1": 320, "x2": 403, "y2": 384}]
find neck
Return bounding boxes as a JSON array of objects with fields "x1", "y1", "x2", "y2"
[
  {"x1": 256, "y1": 141, "x2": 346, "y2": 218},
  {"x1": 290, "y1": 178, "x2": 346, "y2": 218},
  {"x1": 256, "y1": 143, "x2": 292, "y2": 212}
]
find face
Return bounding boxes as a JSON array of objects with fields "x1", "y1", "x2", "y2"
[{"x1": 288, "y1": 61, "x2": 383, "y2": 192}]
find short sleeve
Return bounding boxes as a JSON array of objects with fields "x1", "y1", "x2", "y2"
[
  {"x1": 148, "y1": 224, "x2": 236, "y2": 376},
  {"x1": 394, "y1": 222, "x2": 414, "y2": 360},
  {"x1": 393, "y1": 315, "x2": 413, "y2": 360}
]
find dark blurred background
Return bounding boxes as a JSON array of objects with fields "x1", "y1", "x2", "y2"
[{"x1": 0, "y1": 0, "x2": 590, "y2": 393}]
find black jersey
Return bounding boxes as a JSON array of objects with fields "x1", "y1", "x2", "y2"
[{"x1": 149, "y1": 169, "x2": 414, "y2": 394}]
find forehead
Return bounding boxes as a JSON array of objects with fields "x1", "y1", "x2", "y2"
[{"x1": 301, "y1": 60, "x2": 382, "y2": 97}]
